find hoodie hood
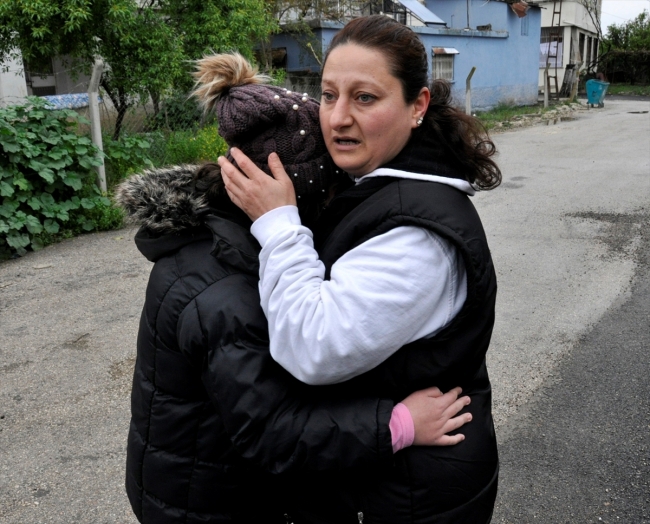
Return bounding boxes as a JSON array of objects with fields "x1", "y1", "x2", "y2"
[{"x1": 114, "y1": 165, "x2": 259, "y2": 267}]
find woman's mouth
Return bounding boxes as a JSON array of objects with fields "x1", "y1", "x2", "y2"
[{"x1": 334, "y1": 137, "x2": 360, "y2": 146}]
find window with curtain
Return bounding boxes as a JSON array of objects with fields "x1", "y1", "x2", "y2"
[
  {"x1": 540, "y1": 27, "x2": 564, "y2": 68},
  {"x1": 432, "y1": 48, "x2": 458, "y2": 81}
]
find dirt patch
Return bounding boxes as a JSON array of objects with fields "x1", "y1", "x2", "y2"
[
  {"x1": 109, "y1": 356, "x2": 136, "y2": 381},
  {"x1": 62, "y1": 333, "x2": 91, "y2": 350},
  {"x1": 566, "y1": 211, "x2": 649, "y2": 260},
  {"x1": 1, "y1": 360, "x2": 32, "y2": 374}
]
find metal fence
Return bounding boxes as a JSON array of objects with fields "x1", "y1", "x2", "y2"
[
  {"x1": 27, "y1": 65, "x2": 323, "y2": 193},
  {"x1": 99, "y1": 83, "x2": 322, "y2": 138},
  {"x1": 93, "y1": 83, "x2": 321, "y2": 181}
]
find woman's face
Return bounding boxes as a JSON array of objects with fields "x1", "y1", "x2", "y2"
[{"x1": 320, "y1": 44, "x2": 428, "y2": 178}]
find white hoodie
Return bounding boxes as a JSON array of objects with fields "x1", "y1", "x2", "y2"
[{"x1": 250, "y1": 169, "x2": 473, "y2": 385}]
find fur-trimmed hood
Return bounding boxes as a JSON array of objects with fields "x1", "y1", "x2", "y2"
[
  {"x1": 114, "y1": 164, "x2": 258, "y2": 266},
  {"x1": 114, "y1": 164, "x2": 207, "y2": 235}
]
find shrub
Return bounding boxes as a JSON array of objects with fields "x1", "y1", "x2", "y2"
[
  {"x1": 147, "y1": 125, "x2": 228, "y2": 167},
  {"x1": 0, "y1": 97, "x2": 121, "y2": 259},
  {"x1": 146, "y1": 91, "x2": 209, "y2": 132},
  {"x1": 104, "y1": 133, "x2": 154, "y2": 187}
]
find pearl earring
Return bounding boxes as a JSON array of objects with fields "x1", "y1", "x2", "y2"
[{"x1": 416, "y1": 117, "x2": 424, "y2": 126}]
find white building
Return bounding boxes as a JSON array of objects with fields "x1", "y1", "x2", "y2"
[
  {"x1": 537, "y1": 0, "x2": 601, "y2": 92},
  {"x1": 0, "y1": 52, "x2": 91, "y2": 107},
  {"x1": 0, "y1": 50, "x2": 28, "y2": 107}
]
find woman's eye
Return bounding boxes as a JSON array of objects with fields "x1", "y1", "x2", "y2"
[
  {"x1": 322, "y1": 92, "x2": 335, "y2": 102},
  {"x1": 358, "y1": 94, "x2": 375, "y2": 103}
]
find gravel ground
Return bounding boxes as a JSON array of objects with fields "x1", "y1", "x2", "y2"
[{"x1": 1, "y1": 99, "x2": 648, "y2": 523}]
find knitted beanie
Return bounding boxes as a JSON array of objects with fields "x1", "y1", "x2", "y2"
[{"x1": 192, "y1": 53, "x2": 340, "y2": 199}]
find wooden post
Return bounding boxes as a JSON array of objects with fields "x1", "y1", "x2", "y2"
[
  {"x1": 570, "y1": 61, "x2": 583, "y2": 102},
  {"x1": 88, "y1": 59, "x2": 106, "y2": 193},
  {"x1": 465, "y1": 66, "x2": 476, "y2": 116},
  {"x1": 543, "y1": 62, "x2": 550, "y2": 109}
]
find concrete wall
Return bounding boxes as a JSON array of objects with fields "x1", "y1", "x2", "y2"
[
  {"x1": 0, "y1": 50, "x2": 28, "y2": 107},
  {"x1": 273, "y1": 2, "x2": 542, "y2": 110},
  {"x1": 425, "y1": 0, "x2": 509, "y2": 30},
  {"x1": 538, "y1": 0, "x2": 600, "y2": 33},
  {"x1": 419, "y1": 1, "x2": 542, "y2": 109}
]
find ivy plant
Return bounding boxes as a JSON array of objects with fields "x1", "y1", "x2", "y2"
[{"x1": 0, "y1": 97, "x2": 112, "y2": 258}]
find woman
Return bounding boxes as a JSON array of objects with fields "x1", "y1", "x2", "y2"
[
  {"x1": 117, "y1": 52, "x2": 472, "y2": 524},
  {"x1": 219, "y1": 16, "x2": 501, "y2": 524}
]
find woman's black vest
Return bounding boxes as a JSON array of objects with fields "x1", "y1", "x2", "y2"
[
  {"x1": 316, "y1": 176, "x2": 497, "y2": 398},
  {"x1": 294, "y1": 176, "x2": 500, "y2": 524}
]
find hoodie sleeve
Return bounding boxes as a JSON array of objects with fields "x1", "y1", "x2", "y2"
[
  {"x1": 251, "y1": 206, "x2": 467, "y2": 385},
  {"x1": 177, "y1": 272, "x2": 394, "y2": 474}
]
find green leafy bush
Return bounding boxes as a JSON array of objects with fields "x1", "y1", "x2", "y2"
[
  {"x1": 0, "y1": 97, "x2": 121, "y2": 259},
  {"x1": 104, "y1": 133, "x2": 154, "y2": 187},
  {"x1": 147, "y1": 125, "x2": 228, "y2": 166},
  {"x1": 146, "y1": 91, "x2": 208, "y2": 132}
]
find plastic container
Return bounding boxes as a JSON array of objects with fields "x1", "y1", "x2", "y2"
[{"x1": 586, "y1": 79, "x2": 610, "y2": 108}]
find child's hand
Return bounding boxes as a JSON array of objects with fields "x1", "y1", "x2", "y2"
[{"x1": 400, "y1": 386, "x2": 472, "y2": 446}]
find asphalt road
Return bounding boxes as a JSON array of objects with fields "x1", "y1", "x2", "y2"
[
  {"x1": 1, "y1": 99, "x2": 649, "y2": 523},
  {"x1": 493, "y1": 216, "x2": 650, "y2": 523}
]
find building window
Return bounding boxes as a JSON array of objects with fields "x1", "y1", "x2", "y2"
[
  {"x1": 540, "y1": 27, "x2": 563, "y2": 68},
  {"x1": 432, "y1": 48, "x2": 458, "y2": 82},
  {"x1": 31, "y1": 86, "x2": 57, "y2": 96},
  {"x1": 23, "y1": 57, "x2": 53, "y2": 77}
]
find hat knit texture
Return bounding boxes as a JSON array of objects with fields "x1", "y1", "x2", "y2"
[{"x1": 193, "y1": 53, "x2": 338, "y2": 198}]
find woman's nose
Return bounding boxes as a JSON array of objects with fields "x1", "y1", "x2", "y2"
[{"x1": 329, "y1": 99, "x2": 353, "y2": 130}]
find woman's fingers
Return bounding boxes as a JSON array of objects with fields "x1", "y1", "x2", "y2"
[
  {"x1": 229, "y1": 147, "x2": 266, "y2": 181},
  {"x1": 218, "y1": 149, "x2": 297, "y2": 221},
  {"x1": 268, "y1": 152, "x2": 292, "y2": 184},
  {"x1": 219, "y1": 155, "x2": 249, "y2": 204}
]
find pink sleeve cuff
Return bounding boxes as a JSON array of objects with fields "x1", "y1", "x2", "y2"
[{"x1": 389, "y1": 402, "x2": 415, "y2": 453}]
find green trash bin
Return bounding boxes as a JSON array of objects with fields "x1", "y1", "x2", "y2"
[{"x1": 586, "y1": 79, "x2": 610, "y2": 108}]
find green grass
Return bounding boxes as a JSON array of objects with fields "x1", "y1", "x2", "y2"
[
  {"x1": 475, "y1": 103, "x2": 548, "y2": 131},
  {"x1": 605, "y1": 83, "x2": 650, "y2": 97}
]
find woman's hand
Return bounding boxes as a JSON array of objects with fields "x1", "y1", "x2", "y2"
[
  {"x1": 219, "y1": 148, "x2": 297, "y2": 221},
  {"x1": 401, "y1": 386, "x2": 472, "y2": 446}
]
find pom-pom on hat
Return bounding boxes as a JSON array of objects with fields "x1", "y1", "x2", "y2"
[{"x1": 192, "y1": 53, "x2": 339, "y2": 199}]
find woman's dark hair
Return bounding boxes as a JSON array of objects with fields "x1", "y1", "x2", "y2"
[{"x1": 324, "y1": 15, "x2": 501, "y2": 190}]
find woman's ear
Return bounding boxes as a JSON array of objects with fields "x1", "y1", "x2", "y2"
[{"x1": 412, "y1": 87, "x2": 431, "y2": 127}]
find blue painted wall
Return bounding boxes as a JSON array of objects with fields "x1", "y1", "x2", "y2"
[
  {"x1": 427, "y1": 0, "x2": 508, "y2": 30},
  {"x1": 271, "y1": 2, "x2": 541, "y2": 110}
]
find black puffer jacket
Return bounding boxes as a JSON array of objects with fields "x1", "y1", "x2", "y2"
[{"x1": 116, "y1": 166, "x2": 394, "y2": 524}]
